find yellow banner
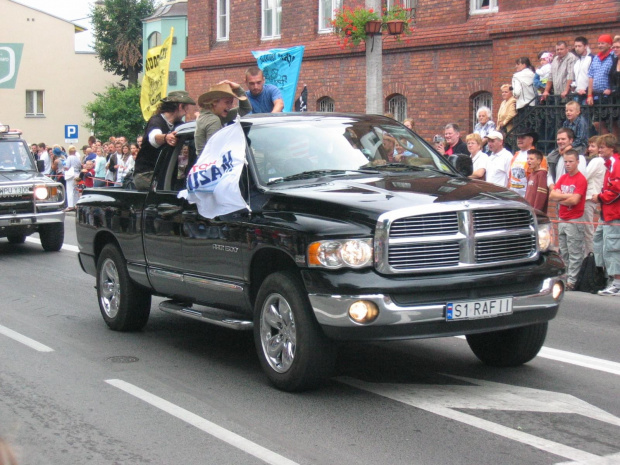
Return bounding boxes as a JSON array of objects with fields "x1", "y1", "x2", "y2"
[{"x1": 140, "y1": 27, "x2": 174, "y2": 121}]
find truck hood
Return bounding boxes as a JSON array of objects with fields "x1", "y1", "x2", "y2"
[
  {"x1": 261, "y1": 172, "x2": 528, "y2": 219},
  {"x1": 0, "y1": 170, "x2": 51, "y2": 183}
]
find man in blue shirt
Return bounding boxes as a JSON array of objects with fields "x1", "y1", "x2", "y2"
[{"x1": 245, "y1": 67, "x2": 284, "y2": 113}]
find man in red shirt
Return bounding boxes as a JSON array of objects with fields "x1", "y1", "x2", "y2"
[
  {"x1": 592, "y1": 134, "x2": 620, "y2": 296},
  {"x1": 550, "y1": 150, "x2": 588, "y2": 290}
]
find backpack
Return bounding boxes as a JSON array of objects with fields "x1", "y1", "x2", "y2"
[{"x1": 574, "y1": 253, "x2": 608, "y2": 293}]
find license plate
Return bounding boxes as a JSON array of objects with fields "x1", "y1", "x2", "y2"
[
  {"x1": 0, "y1": 186, "x2": 30, "y2": 197},
  {"x1": 446, "y1": 297, "x2": 513, "y2": 321}
]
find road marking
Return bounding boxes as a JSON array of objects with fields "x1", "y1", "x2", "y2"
[
  {"x1": 106, "y1": 379, "x2": 300, "y2": 465},
  {"x1": 25, "y1": 237, "x2": 79, "y2": 253},
  {"x1": 0, "y1": 324, "x2": 54, "y2": 352},
  {"x1": 556, "y1": 452, "x2": 620, "y2": 464},
  {"x1": 339, "y1": 375, "x2": 620, "y2": 463},
  {"x1": 455, "y1": 336, "x2": 620, "y2": 377}
]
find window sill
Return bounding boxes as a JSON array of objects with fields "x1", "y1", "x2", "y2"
[
  {"x1": 25, "y1": 114, "x2": 46, "y2": 118},
  {"x1": 470, "y1": 7, "x2": 498, "y2": 15},
  {"x1": 261, "y1": 35, "x2": 281, "y2": 41}
]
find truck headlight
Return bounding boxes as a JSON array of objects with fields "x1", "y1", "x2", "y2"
[
  {"x1": 537, "y1": 222, "x2": 557, "y2": 252},
  {"x1": 34, "y1": 185, "x2": 49, "y2": 200},
  {"x1": 34, "y1": 184, "x2": 63, "y2": 202},
  {"x1": 308, "y1": 239, "x2": 373, "y2": 269}
]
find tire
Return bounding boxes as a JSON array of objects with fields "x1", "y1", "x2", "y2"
[
  {"x1": 7, "y1": 234, "x2": 26, "y2": 244},
  {"x1": 39, "y1": 223, "x2": 64, "y2": 252},
  {"x1": 254, "y1": 271, "x2": 335, "y2": 392},
  {"x1": 96, "y1": 244, "x2": 151, "y2": 331},
  {"x1": 466, "y1": 322, "x2": 548, "y2": 367}
]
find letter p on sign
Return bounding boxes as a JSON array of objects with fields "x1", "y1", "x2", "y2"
[{"x1": 65, "y1": 124, "x2": 78, "y2": 143}]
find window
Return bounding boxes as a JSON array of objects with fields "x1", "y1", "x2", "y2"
[
  {"x1": 148, "y1": 31, "x2": 162, "y2": 48},
  {"x1": 472, "y1": 92, "x2": 493, "y2": 129},
  {"x1": 318, "y1": 97, "x2": 335, "y2": 112},
  {"x1": 262, "y1": 0, "x2": 282, "y2": 39},
  {"x1": 387, "y1": 94, "x2": 407, "y2": 122},
  {"x1": 318, "y1": 0, "x2": 342, "y2": 32},
  {"x1": 386, "y1": 0, "x2": 417, "y2": 19},
  {"x1": 217, "y1": 0, "x2": 229, "y2": 41},
  {"x1": 470, "y1": 0, "x2": 498, "y2": 14},
  {"x1": 26, "y1": 90, "x2": 44, "y2": 116}
]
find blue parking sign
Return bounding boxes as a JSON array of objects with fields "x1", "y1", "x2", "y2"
[{"x1": 64, "y1": 124, "x2": 78, "y2": 142}]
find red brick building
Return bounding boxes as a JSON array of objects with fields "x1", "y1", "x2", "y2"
[{"x1": 182, "y1": 0, "x2": 620, "y2": 141}]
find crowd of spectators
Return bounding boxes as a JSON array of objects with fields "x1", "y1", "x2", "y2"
[
  {"x1": 30, "y1": 134, "x2": 140, "y2": 212},
  {"x1": 427, "y1": 34, "x2": 620, "y2": 297}
]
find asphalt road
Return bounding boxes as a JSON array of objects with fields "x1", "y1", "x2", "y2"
[{"x1": 0, "y1": 215, "x2": 619, "y2": 465}]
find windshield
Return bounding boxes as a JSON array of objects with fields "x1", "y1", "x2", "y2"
[
  {"x1": 246, "y1": 117, "x2": 455, "y2": 185},
  {"x1": 0, "y1": 140, "x2": 37, "y2": 171}
]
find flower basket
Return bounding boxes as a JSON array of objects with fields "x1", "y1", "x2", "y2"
[
  {"x1": 382, "y1": 4, "x2": 414, "y2": 38},
  {"x1": 364, "y1": 20, "x2": 383, "y2": 35},
  {"x1": 386, "y1": 20, "x2": 405, "y2": 35},
  {"x1": 331, "y1": 6, "x2": 381, "y2": 48}
]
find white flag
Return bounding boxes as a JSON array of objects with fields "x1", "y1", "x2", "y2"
[{"x1": 178, "y1": 119, "x2": 250, "y2": 219}]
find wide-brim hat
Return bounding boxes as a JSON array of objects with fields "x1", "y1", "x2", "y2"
[
  {"x1": 161, "y1": 90, "x2": 196, "y2": 105},
  {"x1": 515, "y1": 127, "x2": 539, "y2": 143},
  {"x1": 197, "y1": 83, "x2": 247, "y2": 107}
]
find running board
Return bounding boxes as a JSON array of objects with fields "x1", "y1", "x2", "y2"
[{"x1": 159, "y1": 300, "x2": 253, "y2": 331}]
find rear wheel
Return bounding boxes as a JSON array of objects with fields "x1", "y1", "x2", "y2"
[
  {"x1": 7, "y1": 234, "x2": 26, "y2": 244},
  {"x1": 39, "y1": 223, "x2": 64, "y2": 251},
  {"x1": 466, "y1": 322, "x2": 548, "y2": 367},
  {"x1": 254, "y1": 271, "x2": 335, "y2": 392},
  {"x1": 96, "y1": 244, "x2": 151, "y2": 331}
]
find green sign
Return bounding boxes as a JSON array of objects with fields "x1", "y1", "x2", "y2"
[{"x1": 0, "y1": 44, "x2": 24, "y2": 89}]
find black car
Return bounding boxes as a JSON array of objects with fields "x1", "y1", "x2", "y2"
[
  {"x1": 0, "y1": 124, "x2": 64, "y2": 251},
  {"x1": 76, "y1": 113, "x2": 565, "y2": 391}
]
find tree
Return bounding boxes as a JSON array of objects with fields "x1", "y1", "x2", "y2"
[
  {"x1": 91, "y1": 0, "x2": 157, "y2": 85},
  {"x1": 84, "y1": 84, "x2": 146, "y2": 141}
]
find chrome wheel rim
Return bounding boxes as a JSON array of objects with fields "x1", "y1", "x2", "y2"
[
  {"x1": 260, "y1": 293, "x2": 296, "y2": 374},
  {"x1": 99, "y1": 258, "x2": 120, "y2": 319}
]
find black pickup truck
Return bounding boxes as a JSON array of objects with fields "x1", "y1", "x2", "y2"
[{"x1": 76, "y1": 113, "x2": 565, "y2": 391}]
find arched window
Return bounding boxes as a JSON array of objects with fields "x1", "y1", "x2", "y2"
[
  {"x1": 148, "y1": 31, "x2": 162, "y2": 49},
  {"x1": 387, "y1": 94, "x2": 407, "y2": 122},
  {"x1": 472, "y1": 92, "x2": 493, "y2": 129},
  {"x1": 318, "y1": 97, "x2": 335, "y2": 112}
]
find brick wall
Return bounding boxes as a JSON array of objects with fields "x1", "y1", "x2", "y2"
[{"x1": 184, "y1": 0, "x2": 620, "y2": 141}]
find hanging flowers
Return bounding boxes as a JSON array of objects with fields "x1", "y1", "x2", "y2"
[
  {"x1": 382, "y1": 4, "x2": 414, "y2": 37},
  {"x1": 331, "y1": 6, "x2": 381, "y2": 48}
]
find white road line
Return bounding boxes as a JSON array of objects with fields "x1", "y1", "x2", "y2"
[
  {"x1": 106, "y1": 379, "x2": 300, "y2": 465},
  {"x1": 455, "y1": 336, "x2": 620, "y2": 377},
  {"x1": 0, "y1": 324, "x2": 54, "y2": 352},
  {"x1": 25, "y1": 236, "x2": 80, "y2": 253},
  {"x1": 555, "y1": 452, "x2": 620, "y2": 464}
]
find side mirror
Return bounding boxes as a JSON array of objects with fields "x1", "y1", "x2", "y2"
[{"x1": 37, "y1": 159, "x2": 45, "y2": 172}]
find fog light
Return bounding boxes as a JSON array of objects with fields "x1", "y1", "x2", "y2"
[
  {"x1": 348, "y1": 301, "x2": 379, "y2": 324},
  {"x1": 552, "y1": 281, "x2": 564, "y2": 300}
]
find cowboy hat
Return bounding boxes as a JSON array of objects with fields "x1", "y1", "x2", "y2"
[
  {"x1": 161, "y1": 90, "x2": 196, "y2": 105},
  {"x1": 197, "y1": 83, "x2": 247, "y2": 107}
]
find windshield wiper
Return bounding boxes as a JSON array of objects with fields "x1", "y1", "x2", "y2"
[
  {"x1": 368, "y1": 163, "x2": 457, "y2": 176},
  {"x1": 267, "y1": 169, "x2": 347, "y2": 185}
]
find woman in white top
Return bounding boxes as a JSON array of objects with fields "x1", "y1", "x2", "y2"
[
  {"x1": 465, "y1": 133, "x2": 489, "y2": 181},
  {"x1": 116, "y1": 144, "x2": 134, "y2": 184},
  {"x1": 63, "y1": 145, "x2": 83, "y2": 211},
  {"x1": 512, "y1": 57, "x2": 537, "y2": 112}
]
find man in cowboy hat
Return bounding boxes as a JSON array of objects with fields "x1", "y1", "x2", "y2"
[
  {"x1": 194, "y1": 80, "x2": 252, "y2": 154},
  {"x1": 134, "y1": 90, "x2": 196, "y2": 191}
]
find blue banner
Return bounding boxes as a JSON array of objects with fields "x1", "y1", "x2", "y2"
[{"x1": 251, "y1": 46, "x2": 304, "y2": 112}]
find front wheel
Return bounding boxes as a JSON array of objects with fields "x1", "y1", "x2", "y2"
[
  {"x1": 254, "y1": 271, "x2": 335, "y2": 392},
  {"x1": 96, "y1": 244, "x2": 151, "y2": 331},
  {"x1": 466, "y1": 322, "x2": 548, "y2": 367},
  {"x1": 7, "y1": 234, "x2": 26, "y2": 244},
  {"x1": 39, "y1": 223, "x2": 64, "y2": 251}
]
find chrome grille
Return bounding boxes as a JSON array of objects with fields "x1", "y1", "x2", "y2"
[
  {"x1": 476, "y1": 235, "x2": 537, "y2": 263},
  {"x1": 390, "y1": 212, "x2": 459, "y2": 237},
  {"x1": 0, "y1": 193, "x2": 34, "y2": 215},
  {"x1": 379, "y1": 206, "x2": 538, "y2": 274},
  {"x1": 474, "y1": 209, "x2": 533, "y2": 232},
  {"x1": 389, "y1": 242, "x2": 460, "y2": 269}
]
